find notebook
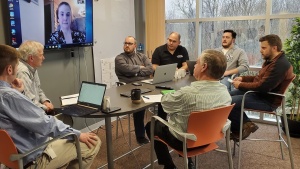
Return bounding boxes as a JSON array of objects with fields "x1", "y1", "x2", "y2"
[
  {"x1": 55, "y1": 81, "x2": 120, "y2": 116},
  {"x1": 187, "y1": 60, "x2": 196, "y2": 76},
  {"x1": 141, "y1": 63, "x2": 177, "y2": 84}
]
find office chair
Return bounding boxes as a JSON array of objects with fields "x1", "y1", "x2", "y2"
[
  {"x1": 235, "y1": 74, "x2": 296, "y2": 169},
  {"x1": 0, "y1": 129, "x2": 82, "y2": 169},
  {"x1": 150, "y1": 104, "x2": 235, "y2": 169}
]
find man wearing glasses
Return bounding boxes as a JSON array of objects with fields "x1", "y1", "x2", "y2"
[
  {"x1": 152, "y1": 32, "x2": 189, "y2": 71},
  {"x1": 115, "y1": 36, "x2": 154, "y2": 144}
]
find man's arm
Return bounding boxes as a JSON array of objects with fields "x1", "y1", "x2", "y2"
[
  {"x1": 17, "y1": 71, "x2": 48, "y2": 110},
  {"x1": 161, "y1": 90, "x2": 184, "y2": 113},
  {"x1": 115, "y1": 54, "x2": 141, "y2": 76},
  {"x1": 180, "y1": 62, "x2": 188, "y2": 71},
  {"x1": 139, "y1": 53, "x2": 154, "y2": 76},
  {"x1": 236, "y1": 49, "x2": 249, "y2": 74},
  {"x1": 151, "y1": 48, "x2": 161, "y2": 71},
  {"x1": 180, "y1": 47, "x2": 189, "y2": 71},
  {"x1": 35, "y1": 72, "x2": 53, "y2": 111}
]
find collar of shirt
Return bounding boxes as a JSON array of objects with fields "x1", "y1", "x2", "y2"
[{"x1": 20, "y1": 59, "x2": 37, "y2": 74}]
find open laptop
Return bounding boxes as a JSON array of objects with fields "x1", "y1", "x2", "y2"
[
  {"x1": 141, "y1": 63, "x2": 177, "y2": 84},
  {"x1": 55, "y1": 81, "x2": 120, "y2": 116},
  {"x1": 187, "y1": 60, "x2": 196, "y2": 76}
]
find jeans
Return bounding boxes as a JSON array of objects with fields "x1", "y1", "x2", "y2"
[
  {"x1": 229, "y1": 90, "x2": 276, "y2": 132},
  {"x1": 221, "y1": 76, "x2": 234, "y2": 91},
  {"x1": 133, "y1": 110, "x2": 146, "y2": 138}
]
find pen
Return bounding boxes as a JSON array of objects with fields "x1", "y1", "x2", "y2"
[{"x1": 142, "y1": 96, "x2": 150, "y2": 99}]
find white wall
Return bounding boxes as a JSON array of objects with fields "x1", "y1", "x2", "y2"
[{"x1": 93, "y1": 0, "x2": 135, "y2": 83}]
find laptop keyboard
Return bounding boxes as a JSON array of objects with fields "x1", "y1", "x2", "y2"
[{"x1": 60, "y1": 104, "x2": 98, "y2": 116}]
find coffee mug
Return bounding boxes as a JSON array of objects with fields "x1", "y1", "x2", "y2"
[
  {"x1": 103, "y1": 96, "x2": 111, "y2": 110},
  {"x1": 131, "y1": 88, "x2": 141, "y2": 104}
]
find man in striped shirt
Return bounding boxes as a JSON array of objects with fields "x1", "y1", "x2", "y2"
[{"x1": 146, "y1": 49, "x2": 231, "y2": 169}]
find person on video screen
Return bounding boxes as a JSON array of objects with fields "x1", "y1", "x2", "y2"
[{"x1": 47, "y1": 1, "x2": 86, "y2": 44}]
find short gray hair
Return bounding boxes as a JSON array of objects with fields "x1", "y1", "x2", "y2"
[{"x1": 18, "y1": 41, "x2": 44, "y2": 61}]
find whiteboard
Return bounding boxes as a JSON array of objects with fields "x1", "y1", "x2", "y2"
[{"x1": 93, "y1": 0, "x2": 135, "y2": 83}]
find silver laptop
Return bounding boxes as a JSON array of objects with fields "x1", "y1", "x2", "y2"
[{"x1": 141, "y1": 63, "x2": 177, "y2": 84}]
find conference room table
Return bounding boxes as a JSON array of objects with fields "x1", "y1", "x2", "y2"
[{"x1": 85, "y1": 75, "x2": 196, "y2": 169}]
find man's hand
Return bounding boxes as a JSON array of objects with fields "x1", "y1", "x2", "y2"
[
  {"x1": 232, "y1": 80, "x2": 241, "y2": 89},
  {"x1": 139, "y1": 65, "x2": 145, "y2": 69},
  {"x1": 233, "y1": 77, "x2": 242, "y2": 82},
  {"x1": 79, "y1": 132, "x2": 99, "y2": 149},
  {"x1": 11, "y1": 78, "x2": 24, "y2": 93},
  {"x1": 43, "y1": 101, "x2": 54, "y2": 112}
]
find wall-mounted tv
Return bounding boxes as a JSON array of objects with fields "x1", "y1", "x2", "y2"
[{"x1": 7, "y1": 0, "x2": 93, "y2": 49}]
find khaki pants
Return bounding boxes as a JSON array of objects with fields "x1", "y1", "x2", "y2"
[{"x1": 28, "y1": 136, "x2": 101, "y2": 169}]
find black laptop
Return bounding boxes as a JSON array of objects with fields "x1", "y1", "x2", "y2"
[{"x1": 55, "y1": 81, "x2": 120, "y2": 116}]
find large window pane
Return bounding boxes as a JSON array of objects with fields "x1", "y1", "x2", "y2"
[
  {"x1": 272, "y1": 0, "x2": 300, "y2": 14},
  {"x1": 200, "y1": 20, "x2": 265, "y2": 66},
  {"x1": 200, "y1": 0, "x2": 265, "y2": 18},
  {"x1": 165, "y1": 0, "x2": 196, "y2": 20},
  {"x1": 270, "y1": 19, "x2": 296, "y2": 45},
  {"x1": 166, "y1": 23, "x2": 197, "y2": 60}
]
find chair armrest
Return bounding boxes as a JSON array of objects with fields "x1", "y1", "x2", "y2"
[
  {"x1": 243, "y1": 90, "x2": 284, "y2": 98},
  {"x1": 222, "y1": 119, "x2": 231, "y2": 134},
  {"x1": 151, "y1": 116, "x2": 197, "y2": 141},
  {"x1": 10, "y1": 133, "x2": 81, "y2": 164}
]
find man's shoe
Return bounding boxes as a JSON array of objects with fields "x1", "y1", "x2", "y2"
[
  {"x1": 136, "y1": 137, "x2": 149, "y2": 145},
  {"x1": 230, "y1": 132, "x2": 239, "y2": 142},
  {"x1": 188, "y1": 161, "x2": 195, "y2": 169},
  {"x1": 242, "y1": 122, "x2": 259, "y2": 140}
]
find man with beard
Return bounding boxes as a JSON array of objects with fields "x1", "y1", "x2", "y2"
[
  {"x1": 216, "y1": 29, "x2": 249, "y2": 91},
  {"x1": 152, "y1": 32, "x2": 189, "y2": 71},
  {"x1": 115, "y1": 36, "x2": 154, "y2": 144},
  {"x1": 229, "y1": 34, "x2": 294, "y2": 140}
]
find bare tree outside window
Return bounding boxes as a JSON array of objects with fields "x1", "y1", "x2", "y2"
[{"x1": 165, "y1": 0, "x2": 300, "y2": 66}]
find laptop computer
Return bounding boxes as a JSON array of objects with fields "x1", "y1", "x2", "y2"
[
  {"x1": 141, "y1": 63, "x2": 177, "y2": 84},
  {"x1": 55, "y1": 81, "x2": 120, "y2": 116},
  {"x1": 187, "y1": 60, "x2": 196, "y2": 76}
]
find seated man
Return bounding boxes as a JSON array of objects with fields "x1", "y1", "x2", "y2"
[
  {"x1": 145, "y1": 49, "x2": 231, "y2": 169},
  {"x1": 17, "y1": 41, "x2": 54, "y2": 114},
  {"x1": 229, "y1": 34, "x2": 294, "y2": 140},
  {"x1": 115, "y1": 36, "x2": 154, "y2": 144},
  {"x1": 0, "y1": 44, "x2": 101, "y2": 169},
  {"x1": 215, "y1": 29, "x2": 249, "y2": 91},
  {"x1": 152, "y1": 32, "x2": 189, "y2": 71}
]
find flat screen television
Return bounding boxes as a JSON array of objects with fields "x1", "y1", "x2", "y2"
[{"x1": 7, "y1": 0, "x2": 93, "y2": 49}]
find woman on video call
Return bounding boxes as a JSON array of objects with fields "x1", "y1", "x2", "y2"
[{"x1": 47, "y1": 2, "x2": 86, "y2": 44}]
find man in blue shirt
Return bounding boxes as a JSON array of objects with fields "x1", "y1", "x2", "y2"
[{"x1": 0, "y1": 44, "x2": 101, "y2": 169}]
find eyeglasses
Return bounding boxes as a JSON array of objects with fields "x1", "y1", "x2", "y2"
[{"x1": 123, "y1": 42, "x2": 134, "y2": 46}]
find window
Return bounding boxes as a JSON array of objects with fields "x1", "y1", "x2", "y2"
[{"x1": 165, "y1": 0, "x2": 300, "y2": 123}]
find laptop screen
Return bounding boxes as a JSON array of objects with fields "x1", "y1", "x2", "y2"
[{"x1": 78, "y1": 82, "x2": 106, "y2": 107}]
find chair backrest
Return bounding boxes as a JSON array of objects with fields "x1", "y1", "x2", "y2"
[
  {"x1": 186, "y1": 104, "x2": 235, "y2": 148},
  {"x1": 0, "y1": 130, "x2": 19, "y2": 169},
  {"x1": 280, "y1": 73, "x2": 296, "y2": 95}
]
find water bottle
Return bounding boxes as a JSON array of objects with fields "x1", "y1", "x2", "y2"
[{"x1": 138, "y1": 43, "x2": 142, "y2": 51}]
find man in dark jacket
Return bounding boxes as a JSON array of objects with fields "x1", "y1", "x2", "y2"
[{"x1": 229, "y1": 34, "x2": 294, "y2": 140}]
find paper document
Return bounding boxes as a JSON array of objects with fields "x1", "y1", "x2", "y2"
[{"x1": 142, "y1": 94, "x2": 163, "y2": 103}]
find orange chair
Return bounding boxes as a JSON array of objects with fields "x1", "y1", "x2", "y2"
[
  {"x1": 0, "y1": 130, "x2": 83, "y2": 169},
  {"x1": 236, "y1": 74, "x2": 296, "y2": 169},
  {"x1": 150, "y1": 104, "x2": 235, "y2": 169}
]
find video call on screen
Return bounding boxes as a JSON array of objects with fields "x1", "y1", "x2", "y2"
[{"x1": 7, "y1": 0, "x2": 93, "y2": 49}]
